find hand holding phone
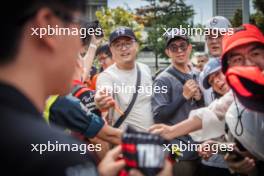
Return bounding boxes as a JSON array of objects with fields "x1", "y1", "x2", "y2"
[
  {"x1": 217, "y1": 143, "x2": 244, "y2": 162},
  {"x1": 224, "y1": 148, "x2": 256, "y2": 175}
]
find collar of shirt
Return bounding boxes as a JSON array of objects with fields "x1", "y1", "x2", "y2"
[
  {"x1": 170, "y1": 65, "x2": 196, "y2": 79},
  {"x1": 72, "y1": 79, "x2": 84, "y2": 87},
  {"x1": 0, "y1": 82, "x2": 40, "y2": 116}
]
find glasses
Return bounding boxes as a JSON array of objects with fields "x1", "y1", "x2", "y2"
[
  {"x1": 98, "y1": 56, "x2": 111, "y2": 63},
  {"x1": 112, "y1": 40, "x2": 135, "y2": 51},
  {"x1": 168, "y1": 43, "x2": 188, "y2": 52}
]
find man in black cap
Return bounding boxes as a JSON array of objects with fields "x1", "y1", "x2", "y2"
[
  {"x1": 151, "y1": 29, "x2": 203, "y2": 176},
  {"x1": 95, "y1": 27, "x2": 154, "y2": 132}
]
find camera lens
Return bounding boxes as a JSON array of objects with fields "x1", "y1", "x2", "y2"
[{"x1": 81, "y1": 20, "x2": 104, "y2": 45}]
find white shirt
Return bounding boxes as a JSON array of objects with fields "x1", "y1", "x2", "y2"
[
  {"x1": 96, "y1": 62, "x2": 153, "y2": 132},
  {"x1": 226, "y1": 101, "x2": 264, "y2": 161},
  {"x1": 189, "y1": 91, "x2": 233, "y2": 141}
]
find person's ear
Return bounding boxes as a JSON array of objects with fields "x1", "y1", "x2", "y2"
[
  {"x1": 186, "y1": 44, "x2": 192, "y2": 58},
  {"x1": 110, "y1": 45, "x2": 114, "y2": 55},
  {"x1": 134, "y1": 42, "x2": 139, "y2": 52},
  {"x1": 165, "y1": 48, "x2": 171, "y2": 58},
  {"x1": 188, "y1": 43, "x2": 192, "y2": 50},
  {"x1": 31, "y1": 7, "x2": 63, "y2": 52},
  {"x1": 109, "y1": 45, "x2": 117, "y2": 61}
]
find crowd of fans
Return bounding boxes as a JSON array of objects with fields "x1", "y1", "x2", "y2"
[{"x1": 1, "y1": 1, "x2": 263, "y2": 176}]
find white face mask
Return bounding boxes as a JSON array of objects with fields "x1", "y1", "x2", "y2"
[{"x1": 226, "y1": 100, "x2": 264, "y2": 161}]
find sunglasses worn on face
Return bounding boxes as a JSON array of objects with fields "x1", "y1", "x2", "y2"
[{"x1": 168, "y1": 43, "x2": 188, "y2": 52}]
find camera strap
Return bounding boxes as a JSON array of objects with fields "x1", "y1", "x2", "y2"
[{"x1": 166, "y1": 67, "x2": 186, "y2": 85}]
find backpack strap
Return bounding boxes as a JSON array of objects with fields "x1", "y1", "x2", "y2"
[{"x1": 166, "y1": 67, "x2": 186, "y2": 85}]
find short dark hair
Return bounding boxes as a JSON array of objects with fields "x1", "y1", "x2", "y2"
[
  {"x1": 96, "y1": 43, "x2": 112, "y2": 58},
  {"x1": 166, "y1": 37, "x2": 190, "y2": 49},
  {"x1": 0, "y1": 0, "x2": 86, "y2": 65}
]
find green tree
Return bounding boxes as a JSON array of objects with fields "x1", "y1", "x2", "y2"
[
  {"x1": 136, "y1": 0, "x2": 195, "y2": 70},
  {"x1": 253, "y1": 0, "x2": 264, "y2": 14},
  {"x1": 250, "y1": 11, "x2": 264, "y2": 33},
  {"x1": 95, "y1": 7, "x2": 144, "y2": 45},
  {"x1": 231, "y1": 9, "x2": 242, "y2": 27},
  {"x1": 231, "y1": 1, "x2": 264, "y2": 33},
  {"x1": 251, "y1": 0, "x2": 264, "y2": 33}
]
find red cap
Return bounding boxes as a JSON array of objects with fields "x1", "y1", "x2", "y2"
[
  {"x1": 226, "y1": 66, "x2": 264, "y2": 112},
  {"x1": 221, "y1": 24, "x2": 264, "y2": 73}
]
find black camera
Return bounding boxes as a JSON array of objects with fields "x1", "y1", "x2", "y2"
[{"x1": 81, "y1": 20, "x2": 104, "y2": 45}]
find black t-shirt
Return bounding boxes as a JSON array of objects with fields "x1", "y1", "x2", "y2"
[
  {"x1": 49, "y1": 95, "x2": 104, "y2": 138},
  {"x1": 0, "y1": 82, "x2": 98, "y2": 176}
]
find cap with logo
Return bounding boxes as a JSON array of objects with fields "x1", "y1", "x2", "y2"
[
  {"x1": 165, "y1": 28, "x2": 189, "y2": 47},
  {"x1": 201, "y1": 58, "x2": 222, "y2": 89},
  {"x1": 205, "y1": 16, "x2": 231, "y2": 30},
  {"x1": 109, "y1": 27, "x2": 137, "y2": 44}
]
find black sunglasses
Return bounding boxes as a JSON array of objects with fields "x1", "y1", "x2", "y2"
[{"x1": 168, "y1": 43, "x2": 188, "y2": 52}]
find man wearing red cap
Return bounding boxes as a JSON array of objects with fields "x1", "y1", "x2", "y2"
[
  {"x1": 221, "y1": 23, "x2": 264, "y2": 113},
  {"x1": 220, "y1": 24, "x2": 264, "y2": 175},
  {"x1": 221, "y1": 24, "x2": 264, "y2": 73}
]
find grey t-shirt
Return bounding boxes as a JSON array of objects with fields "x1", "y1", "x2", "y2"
[{"x1": 152, "y1": 65, "x2": 202, "y2": 125}]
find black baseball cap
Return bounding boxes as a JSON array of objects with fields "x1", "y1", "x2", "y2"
[
  {"x1": 165, "y1": 28, "x2": 189, "y2": 47},
  {"x1": 109, "y1": 27, "x2": 137, "y2": 44}
]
